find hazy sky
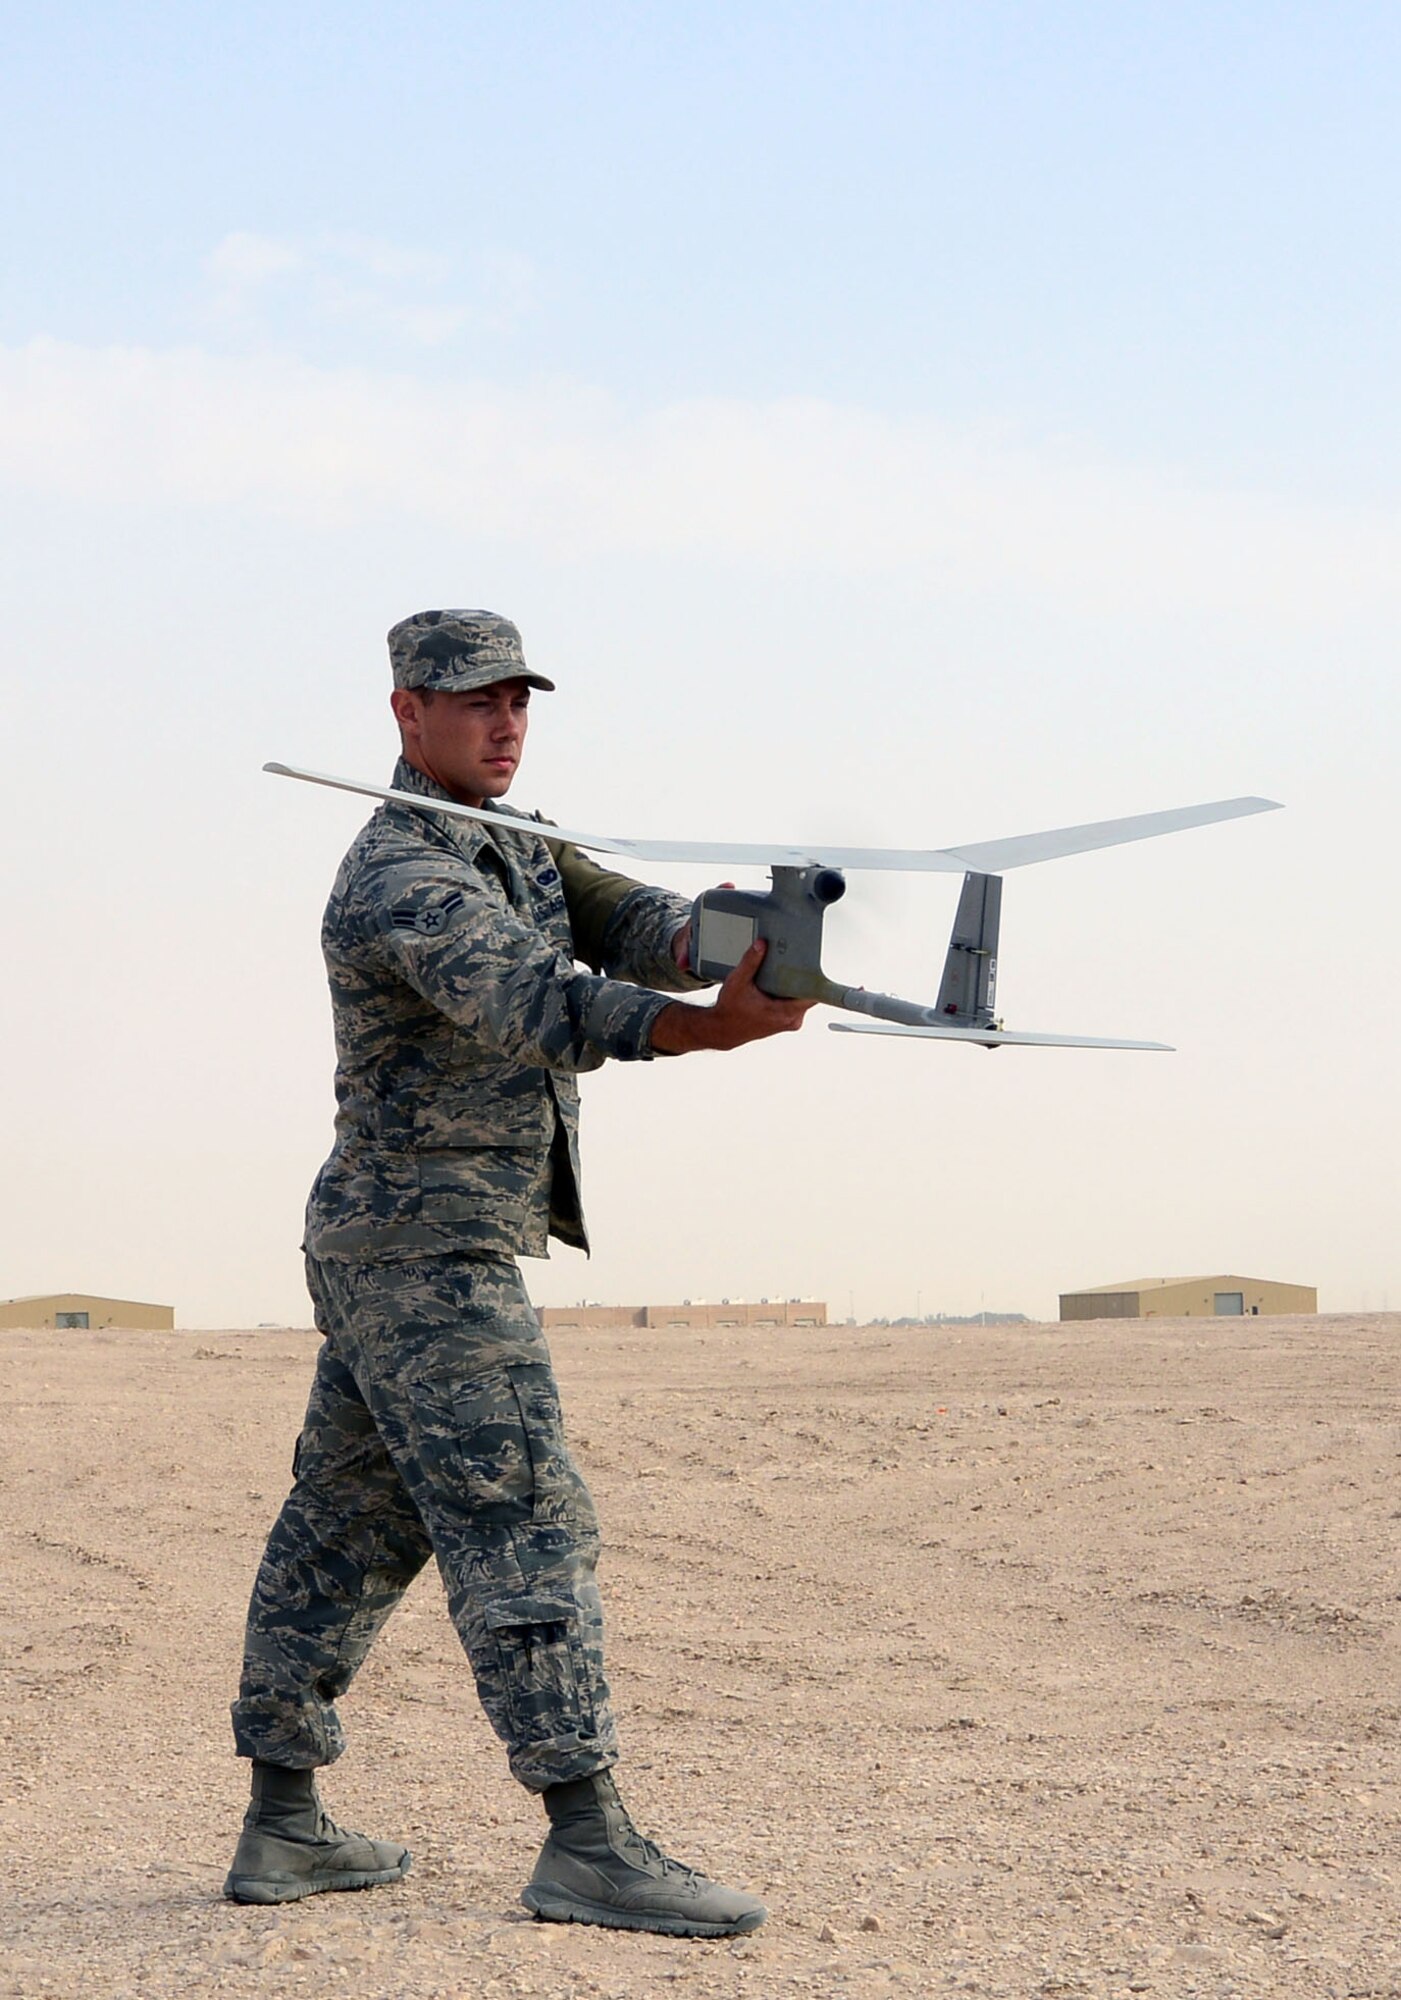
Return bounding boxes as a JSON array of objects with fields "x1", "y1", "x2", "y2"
[{"x1": 2, "y1": 2, "x2": 1397, "y2": 1325}]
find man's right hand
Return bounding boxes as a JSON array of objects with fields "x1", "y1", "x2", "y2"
[{"x1": 649, "y1": 940, "x2": 816, "y2": 1055}]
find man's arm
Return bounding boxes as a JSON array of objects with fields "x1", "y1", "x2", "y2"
[
  {"x1": 362, "y1": 856, "x2": 674, "y2": 1070},
  {"x1": 361, "y1": 837, "x2": 809, "y2": 1068},
  {"x1": 542, "y1": 832, "x2": 807, "y2": 1052},
  {"x1": 548, "y1": 837, "x2": 704, "y2": 992}
]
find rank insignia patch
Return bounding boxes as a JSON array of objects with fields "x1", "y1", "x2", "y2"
[{"x1": 391, "y1": 891, "x2": 466, "y2": 937}]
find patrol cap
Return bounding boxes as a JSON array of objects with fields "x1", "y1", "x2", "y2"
[{"x1": 387, "y1": 609, "x2": 556, "y2": 693}]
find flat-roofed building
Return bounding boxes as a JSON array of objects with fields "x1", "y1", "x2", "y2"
[
  {"x1": 0, "y1": 1292, "x2": 175, "y2": 1330},
  {"x1": 539, "y1": 1300, "x2": 826, "y2": 1331},
  {"x1": 1059, "y1": 1275, "x2": 1316, "y2": 1321}
]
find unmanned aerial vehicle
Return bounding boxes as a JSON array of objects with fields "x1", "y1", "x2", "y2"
[{"x1": 266, "y1": 762, "x2": 1280, "y2": 1052}]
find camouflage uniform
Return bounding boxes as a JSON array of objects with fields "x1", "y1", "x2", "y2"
[{"x1": 232, "y1": 744, "x2": 702, "y2": 1790}]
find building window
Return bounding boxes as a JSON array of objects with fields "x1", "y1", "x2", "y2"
[{"x1": 55, "y1": 1311, "x2": 90, "y2": 1329}]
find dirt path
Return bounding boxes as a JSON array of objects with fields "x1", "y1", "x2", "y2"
[{"x1": 2, "y1": 1313, "x2": 1397, "y2": 1999}]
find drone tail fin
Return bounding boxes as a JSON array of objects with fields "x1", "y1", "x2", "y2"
[{"x1": 934, "y1": 872, "x2": 1002, "y2": 1031}]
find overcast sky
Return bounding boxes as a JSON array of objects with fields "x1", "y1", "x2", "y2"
[{"x1": 2, "y1": 2, "x2": 1397, "y2": 1325}]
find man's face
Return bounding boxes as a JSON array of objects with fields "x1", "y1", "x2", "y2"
[{"x1": 391, "y1": 678, "x2": 532, "y2": 806}]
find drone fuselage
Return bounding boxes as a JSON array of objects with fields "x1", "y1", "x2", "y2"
[{"x1": 691, "y1": 865, "x2": 997, "y2": 1033}]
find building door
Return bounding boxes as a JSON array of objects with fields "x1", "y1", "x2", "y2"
[
  {"x1": 55, "y1": 1311, "x2": 90, "y2": 1329},
  {"x1": 1213, "y1": 1293, "x2": 1244, "y2": 1316}
]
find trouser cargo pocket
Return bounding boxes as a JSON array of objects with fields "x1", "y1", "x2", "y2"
[
  {"x1": 440, "y1": 1361, "x2": 553, "y2": 1525},
  {"x1": 484, "y1": 1592, "x2": 599, "y2": 1750},
  {"x1": 448, "y1": 1359, "x2": 598, "y2": 1547}
]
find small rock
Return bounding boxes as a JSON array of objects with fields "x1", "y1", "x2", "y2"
[
  {"x1": 858, "y1": 1914, "x2": 881, "y2": 1932},
  {"x1": 1171, "y1": 1944, "x2": 1216, "y2": 1967},
  {"x1": 818, "y1": 1922, "x2": 843, "y2": 1944}
]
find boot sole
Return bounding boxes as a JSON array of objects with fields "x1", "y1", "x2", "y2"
[
  {"x1": 521, "y1": 1883, "x2": 765, "y2": 1938},
  {"x1": 224, "y1": 1855, "x2": 411, "y2": 1905}
]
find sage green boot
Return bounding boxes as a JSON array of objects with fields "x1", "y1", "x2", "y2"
[
  {"x1": 223, "y1": 1762, "x2": 411, "y2": 1904},
  {"x1": 522, "y1": 1772, "x2": 766, "y2": 1937}
]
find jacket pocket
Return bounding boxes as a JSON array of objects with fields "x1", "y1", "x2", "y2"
[
  {"x1": 419, "y1": 1143, "x2": 538, "y2": 1189},
  {"x1": 414, "y1": 1071, "x2": 554, "y2": 1150},
  {"x1": 416, "y1": 1145, "x2": 551, "y2": 1256}
]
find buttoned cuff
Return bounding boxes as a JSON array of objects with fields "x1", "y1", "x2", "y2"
[{"x1": 581, "y1": 982, "x2": 678, "y2": 1063}]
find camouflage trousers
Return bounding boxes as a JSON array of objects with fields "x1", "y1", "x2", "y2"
[{"x1": 231, "y1": 1253, "x2": 618, "y2": 1791}]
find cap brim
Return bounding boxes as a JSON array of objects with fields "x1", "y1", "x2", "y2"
[{"x1": 421, "y1": 667, "x2": 556, "y2": 693}]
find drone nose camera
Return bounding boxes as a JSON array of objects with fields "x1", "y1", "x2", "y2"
[{"x1": 810, "y1": 868, "x2": 846, "y2": 906}]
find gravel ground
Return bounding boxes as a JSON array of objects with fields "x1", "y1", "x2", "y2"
[{"x1": 1, "y1": 1311, "x2": 1397, "y2": 2000}]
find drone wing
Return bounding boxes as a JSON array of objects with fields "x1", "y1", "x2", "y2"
[
  {"x1": 830, "y1": 1021, "x2": 1173, "y2": 1052},
  {"x1": 265, "y1": 763, "x2": 1280, "y2": 874},
  {"x1": 934, "y1": 796, "x2": 1280, "y2": 872}
]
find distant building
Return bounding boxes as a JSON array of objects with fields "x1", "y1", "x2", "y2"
[
  {"x1": 914, "y1": 1312, "x2": 1030, "y2": 1327},
  {"x1": 539, "y1": 1300, "x2": 826, "y2": 1331},
  {"x1": 1059, "y1": 1275, "x2": 1316, "y2": 1321},
  {"x1": 0, "y1": 1292, "x2": 175, "y2": 1331}
]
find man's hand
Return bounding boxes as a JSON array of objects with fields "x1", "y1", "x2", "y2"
[{"x1": 650, "y1": 939, "x2": 816, "y2": 1055}]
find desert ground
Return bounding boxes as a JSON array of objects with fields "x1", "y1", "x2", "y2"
[{"x1": 1, "y1": 1311, "x2": 1397, "y2": 2000}]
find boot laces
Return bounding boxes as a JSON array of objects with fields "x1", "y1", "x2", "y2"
[{"x1": 620, "y1": 1822, "x2": 703, "y2": 1884}]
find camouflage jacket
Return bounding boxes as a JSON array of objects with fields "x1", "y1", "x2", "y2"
[{"x1": 304, "y1": 758, "x2": 703, "y2": 1263}]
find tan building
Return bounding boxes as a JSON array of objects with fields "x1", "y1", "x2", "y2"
[
  {"x1": 0, "y1": 1292, "x2": 175, "y2": 1331},
  {"x1": 539, "y1": 1300, "x2": 826, "y2": 1332},
  {"x1": 1059, "y1": 1275, "x2": 1316, "y2": 1321}
]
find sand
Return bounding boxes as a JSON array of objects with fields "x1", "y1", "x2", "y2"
[{"x1": 1, "y1": 1311, "x2": 1397, "y2": 2000}]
